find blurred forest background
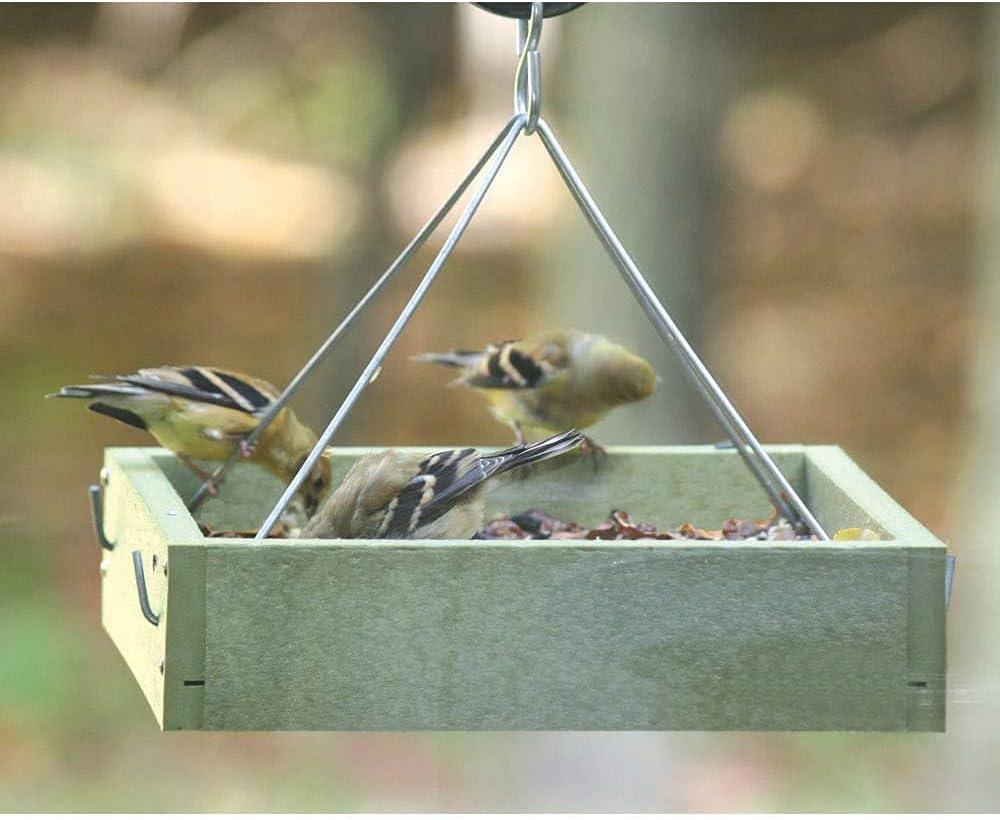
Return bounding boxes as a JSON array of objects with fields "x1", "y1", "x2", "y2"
[{"x1": 2, "y1": 2, "x2": 999, "y2": 811}]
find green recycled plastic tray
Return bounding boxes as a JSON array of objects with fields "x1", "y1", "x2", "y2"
[{"x1": 96, "y1": 444, "x2": 947, "y2": 732}]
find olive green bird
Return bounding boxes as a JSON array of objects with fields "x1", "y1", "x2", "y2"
[
  {"x1": 302, "y1": 429, "x2": 583, "y2": 539},
  {"x1": 414, "y1": 329, "x2": 658, "y2": 456},
  {"x1": 48, "y1": 365, "x2": 331, "y2": 515}
]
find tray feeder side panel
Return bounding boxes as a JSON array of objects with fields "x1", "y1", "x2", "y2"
[
  {"x1": 162, "y1": 544, "x2": 207, "y2": 730},
  {"x1": 100, "y1": 450, "x2": 173, "y2": 727},
  {"x1": 158, "y1": 446, "x2": 810, "y2": 536},
  {"x1": 200, "y1": 543, "x2": 914, "y2": 731},
  {"x1": 805, "y1": 446, "x2": 947, "y2": 729}
]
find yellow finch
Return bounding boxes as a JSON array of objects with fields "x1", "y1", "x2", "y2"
[
  {"x1": 49, "y1": 365, "x2": 330, "y2": 514},
  {"x1": 414, "y1": 329, "x2": 658, "y2": 452},
  {"x1": 301, "y1": 429, "x2": 583, "y2": 539}
]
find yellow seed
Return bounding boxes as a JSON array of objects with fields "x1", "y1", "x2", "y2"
[{"x1": 833, "y1": 527, "x2": 881, "y2": 541}]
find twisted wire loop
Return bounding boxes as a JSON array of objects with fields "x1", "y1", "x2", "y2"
[{"x1": 514, "y1": 1, "x2": 543, "y2": 134}]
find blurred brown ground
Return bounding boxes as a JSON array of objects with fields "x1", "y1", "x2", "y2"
[{"x1": 0, "y1": 3, "x2": 995, "y2": 811}]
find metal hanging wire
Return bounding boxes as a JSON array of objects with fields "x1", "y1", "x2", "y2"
[
  {"x1": 254, "y1": 114, "x2": 526, "y2": 538},
  {"x1": 187, "y1": 117, "x2": 522, "y2": 512},
  {"x1": 187, "y1": 1, "x2": 829, "y2": 541},
  {"x1": 534, "y1": 118, "x2": 827, "y2": 538}
]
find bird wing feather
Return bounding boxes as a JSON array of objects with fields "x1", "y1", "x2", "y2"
[
  {"x1": 377, "y1": 448, "x2": 483, "y2": 538},
  {"x1": 460, "y1": 340, "x2": 563, "y2": 390},
  {"x1": 375, "y1": 430, "x2": 583, "y2": 538},
  {"x1": 118, "y1": 366, "x2": 277, "y2": 414}
]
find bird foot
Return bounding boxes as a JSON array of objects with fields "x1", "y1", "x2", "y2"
[
  {"x1": 178, "y1": 455, "x2": 221, "y2": 494},
  {"x1": 514, "y1": 462, "x2": 536, "y2": 480},
  {"x1": 238, "y1": 439, "x2": 257, "y2": 458},
  {"x1": 579, "y1": 436, "x2": 607, "y2": 472}
]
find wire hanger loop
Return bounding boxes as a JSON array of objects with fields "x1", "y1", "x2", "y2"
[{"x1": 514, "y1": 1, "x2": 543, "y2": 134}]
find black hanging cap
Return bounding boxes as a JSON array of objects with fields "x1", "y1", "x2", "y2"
[{"x1": 473, "y1": 2, "x2": 584, "y2": 19}]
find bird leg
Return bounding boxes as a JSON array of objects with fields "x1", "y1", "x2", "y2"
[
  {"x1": 238, "y1": 437, "x2": 257, "y2": 458},
  {"x1": 177, "y1": 455, "x2": 219, "y2": 496},
  {"x1": 512, "y1": 421, "x2": 526, "y2": 446},
  {"x1": 510, "y1": 423, "x2": 537, "y2": 480},
  {"x1": 579, "y1": 435, "x2": 607, "y2": 472}
]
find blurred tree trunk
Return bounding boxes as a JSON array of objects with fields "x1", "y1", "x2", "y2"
[
  {"x1": 544, "y1": 4, "x2": 742, "y2": 444},
  {"x1": 503, "y1": 6, "x2": 743, "y2": 805},
  {"x1": 321, "y1": 4, "x2": 457, "y2": 443},
  {"x1": 942, "y1": 8, "x2": 1000, "y2": 811}
]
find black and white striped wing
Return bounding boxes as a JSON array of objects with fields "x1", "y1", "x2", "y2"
[
  {"x1": 118, "y1": 367, "x2": 276, "y2": 415},
  {"x1": 462, "y1": 341, "x2": 558, "y2": 390},
  {"x1": 371, "y1": 430, "x2": 584, "y2": 539},
  {"x1": 374, "y1": 448, "x2": 486, "y2": 538}
]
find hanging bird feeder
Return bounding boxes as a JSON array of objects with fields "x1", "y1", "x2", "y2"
[{"x1": 91, "y1": 2, "x2": 951, "y2": 732}]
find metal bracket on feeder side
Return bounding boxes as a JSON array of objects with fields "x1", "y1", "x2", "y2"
[
  {"x1": 131, "y1": 551, "x2": 161, "y2": 626},
  {"x1": 945, "y1": 554, "x2": 956, "y2": 609},
  {"x1": 89, "y1": 482, "x2": 115, "y2": 551},
  {"x1": 246, "y1": 0, "x2": 829, "y2": 540}
]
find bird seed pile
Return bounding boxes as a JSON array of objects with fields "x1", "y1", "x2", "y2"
[{"x1": 476, "y1": 508, "x2": 815, "y2": 541}]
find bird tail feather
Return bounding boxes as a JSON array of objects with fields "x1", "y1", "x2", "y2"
[
  {"x1": 410, "y1": 350, "x2": 484, "y2": 370},
  {"x1": 484, "y1": 429, "x2": 584, "y2": 477},
  {"x1": 46, "y1": 383, "x2": 147, "y2": 400}
]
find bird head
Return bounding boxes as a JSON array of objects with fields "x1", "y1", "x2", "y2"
[
  {"x1": 298, "y1": 452, "x2": 333, "y2": 517},
  {"x1": 585, "y1": 336, "x2": 659, "y2": 406}
]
